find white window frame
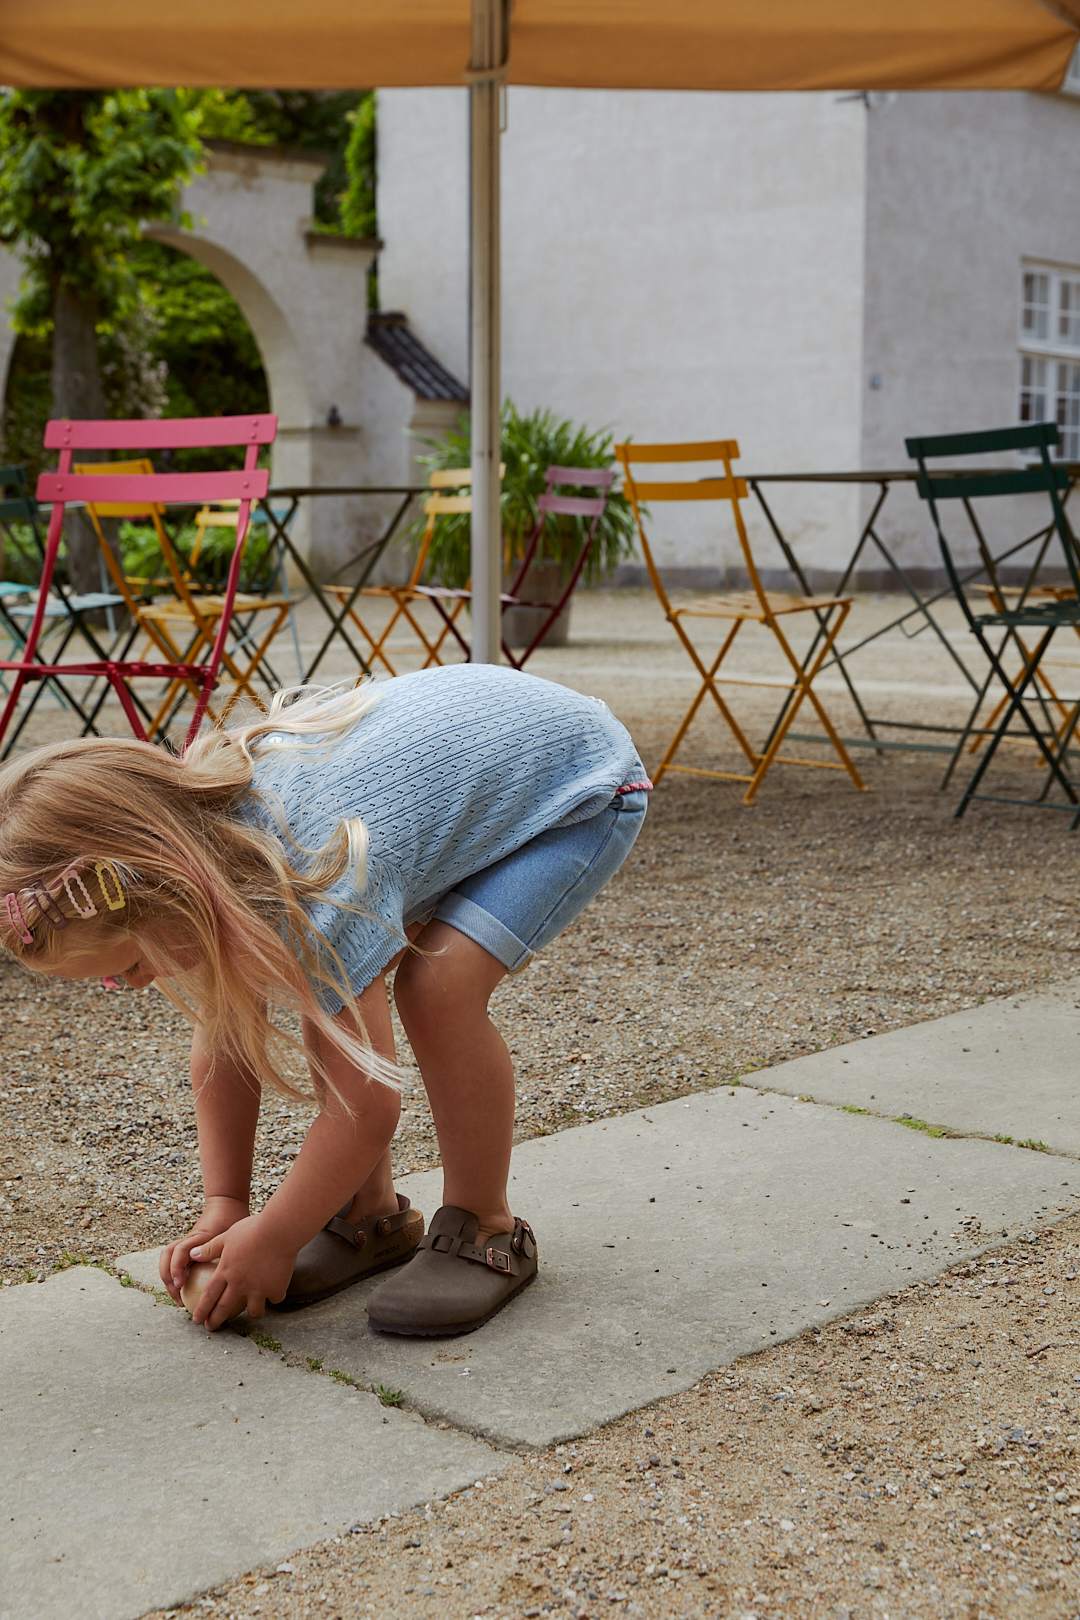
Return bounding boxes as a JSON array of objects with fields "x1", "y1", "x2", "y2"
[{"x1": 1018, "y1": 261, "x2": 1080, "y2": 461}]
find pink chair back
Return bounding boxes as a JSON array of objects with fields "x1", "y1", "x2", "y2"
[{"x1": 0, "y1": 415, "x2": 276, "y2": 751}]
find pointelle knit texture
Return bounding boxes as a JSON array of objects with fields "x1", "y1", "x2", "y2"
[{"x1": 236, "y1": 663, "x2": 646, "y2": 1011}]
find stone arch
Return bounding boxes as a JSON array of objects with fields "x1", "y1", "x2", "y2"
[
  {"x1": 1, "y1": 141, "x2": 465, "y2": 579},
  {"x1": 145, "y1": 227, "x2": 310, "y2": 431}
]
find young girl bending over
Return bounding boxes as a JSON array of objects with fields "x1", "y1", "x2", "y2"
[{"x1": 0, "y1": 665, "x2": 649, "y2": 1335}]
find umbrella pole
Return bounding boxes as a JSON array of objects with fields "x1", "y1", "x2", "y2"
[{"x1": 468, "y1": 0, "x2": 507, "y2": 664}]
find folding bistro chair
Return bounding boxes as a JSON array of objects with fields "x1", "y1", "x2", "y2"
[
  {"x1": 0, "y1": 462, "x2": 142, "y2": 741},
  {"x1": 963, "y1": 582, "x2": 1078, "y2": 763},
  {"x1": 615, "y1": 438, "x2": 867, "y2": 805},
  {"x1": 323, "y1": 467, "x2": 504, "y2": 675},
  {"x1": 190, "y1": 499, "x2": 304, "y2": 679},
  {"x1": 409, "y1": 464, "x2": 615, "y2": 669},
  {"x1": 76, "y1": 454, "x2": 291, "y2": 735},
  {"x1": 0, "y1": 415, "x2": 275, "y2": 753},
  {"x1": 906, "y1": 422, "x2": 1080, "y2": 826}
]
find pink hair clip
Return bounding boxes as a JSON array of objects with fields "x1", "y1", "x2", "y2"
[
  {"x1": 4, "y1": 891, "x2": 33, "y2": 945},
  {"x1": 62, "y1": 867, "x2": 98, "y2": 919}
]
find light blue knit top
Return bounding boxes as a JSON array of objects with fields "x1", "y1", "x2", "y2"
[{"x1": 238, "y1": 664, "x2": 646, "y2": 1011}]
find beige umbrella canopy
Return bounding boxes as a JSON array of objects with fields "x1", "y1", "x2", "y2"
[
  {"x1": 2, "y1": 0, "x2": 1078, "y2": 659},
  {"x1": 2, "y1": 0, "x2": 1078, "y2": 90}
]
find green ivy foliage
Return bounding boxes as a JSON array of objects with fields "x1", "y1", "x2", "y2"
[{"x1": 0, "y1": 90, "x2": 203, "y2": 333}]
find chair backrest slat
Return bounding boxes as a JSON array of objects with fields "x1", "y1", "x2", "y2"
[
  {"x1": 423, "y1": 493, "x2": 475, "y2": 517},
  {"x1": 0, "y1": 466, "x2": 37, "y2": 528},
  {"x1": 537, "y1": 491, "x2": 609, "y2": 518},
  {"x1": 0, "y1": 496, "x2": 36, "y2": 524},
  {"x1": 916, "y1": 468, "x2": 1070, "y2": 502},
  {"x1": 38, "y1": 470, "x2": 269, "y2": 506},
  {"x1": 630, "y1": 476, "x2": 748, "y2": 503},
  {"x1": 907, "y1": 423, "x2": 1056, "y2": 459},
  {"x1": 544, "y1": 464, "x2": 615, "y2": 487},
  {"x1": 619, "y1": 439, "x2": 740, "y2": 463},
  {"x1": 74, "y1": 457, "x2": 163, "y2": 519},
  {"x1": 44, "y1": 415, "x2": 276, "y2": 452}
]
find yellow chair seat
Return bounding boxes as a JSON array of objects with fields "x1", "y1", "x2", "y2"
[
  {"x1": 674, "y1": 590, "x2": 851, "y2": 621},
  {"x1": 139, "y1": 592, "x2": 292, "y2": 623}
]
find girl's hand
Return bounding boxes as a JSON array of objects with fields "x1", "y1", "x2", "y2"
[
  {"x1": 186, "y1": 1214, "x2": 295, "y2": 1331},
  {"x1": 159, "y1": 1195, "x2": 250, "y2": 1305}
]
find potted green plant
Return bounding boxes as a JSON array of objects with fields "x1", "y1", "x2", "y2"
[{"x1": 416, "y1": 401, "x2": 637, "y2": 648}]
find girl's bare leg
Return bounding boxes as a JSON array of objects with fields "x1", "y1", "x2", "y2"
[
  {"x1": 343, "y1": 1146, "x2": 398, "y2": 1222},
  {"x1": 303, "y1": 1012, "x2": 399, "y2": 1224},
  {"x1": 393, "y1": 920, "x2": 514, "y2": 1243}
]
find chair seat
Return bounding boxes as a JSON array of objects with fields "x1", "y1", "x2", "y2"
[
  {"x1": 139, "y1": 592, "x2": 292, "y2": 623},
  {"x1": 975, "y1": 600, "x2": 1080, "y2": 630},
  {"x1": 325, "y1": 582, "x2": 417, "y2": 601},
  {"x1": 6, "y1": 591, "x2": 126, "y2": 618},
  {"x1": 0, "y1": 657, "x2": 208, "y2": 679},
  {"x1": 674, "y1": 590, "x2": 849, "y2": 621},
  {"x1": 410, "y1": 584, "x2": 519, "y2": 606},
  {"x1": 970, "y1": 583, "x2": 1072, "y2": 601}
]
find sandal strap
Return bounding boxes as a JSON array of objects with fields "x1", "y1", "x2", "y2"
[
  {"x1": 420, "y1": 1216, "x2": 536, "y2": 1275},
  {"x1": 325, "y1": 1194, "x2": 414, "y2": 1250}
]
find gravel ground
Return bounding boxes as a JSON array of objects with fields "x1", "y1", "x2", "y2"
[{"x1": 2, "y1": 590, "x2": 1077, "y2": 1616}]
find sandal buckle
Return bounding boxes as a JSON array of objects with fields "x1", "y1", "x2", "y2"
[{"x1": 486, "y1": 1246, "x2": 512, "y2": 1274}]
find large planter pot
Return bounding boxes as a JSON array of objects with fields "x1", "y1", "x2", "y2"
[{"x1": 502, "y1": 557, "x2": 572, "y2": 650}]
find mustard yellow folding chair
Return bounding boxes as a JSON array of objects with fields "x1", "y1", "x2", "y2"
[
  {"x1": 325, "y1": 466, "x2": 503, "y2": 676},
  {"x1": 79, "y1": 460, "x2": 291, "y2": 732},
  {"x1": 615, "y1": 438, "x2": 868, "y2": 805}
]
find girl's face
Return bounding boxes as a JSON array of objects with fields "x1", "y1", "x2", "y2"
[{"x1": 27, "y1": 922, "x2": 199, "y2": 990}]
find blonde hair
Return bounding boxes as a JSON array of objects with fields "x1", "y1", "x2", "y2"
[{"x1": 0, "y1": 684, "x2": 405, "y2": 1107}]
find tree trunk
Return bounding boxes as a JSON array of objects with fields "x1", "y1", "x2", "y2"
[{"x1": 50, "y1": 281, "x2": 110, "y2": 597}]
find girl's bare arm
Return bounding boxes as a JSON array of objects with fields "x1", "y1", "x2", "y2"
[
  {"x1": 191, "y1": 1024, "x2": 261, "y2": 1203},
  {"x1": 158, "y1": 1030, "x2": 262, "y2": 1300},
  {"x1": 257, "y1": 975, "x2": 401, "y2": 1254}
]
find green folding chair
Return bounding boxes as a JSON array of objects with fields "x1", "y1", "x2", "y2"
[{"x1": 906, "y1": 423, "x2": 1079, "y2": 828}]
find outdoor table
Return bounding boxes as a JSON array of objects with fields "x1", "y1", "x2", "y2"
[
  {"x1": 744, "y1": 466, "x2": 1079, "y2": 758},
  {"x1": 258, "y1": 484, "x2": 424, "y2": 682}
]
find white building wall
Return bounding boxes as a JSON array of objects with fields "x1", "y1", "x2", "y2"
[
  {"x1": 378, "y1": 88, "x2": 869, "y2": 587},
  {"x1": 860, "y1": 90, "x2": 1080, "y2": 580}
]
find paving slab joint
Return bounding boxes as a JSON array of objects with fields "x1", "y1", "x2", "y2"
[
  {"x1": 90, "y1": 1257, "x2": 539, "y2": 1450},
  {"x1": 219, "y1": 1318, "x2": 519, "y2": 1447},
  {"x1": 733, "y1": 1078, "x2": 1076, "y2": 1162}
]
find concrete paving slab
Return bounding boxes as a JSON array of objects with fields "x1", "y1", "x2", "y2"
[
  {"x1": 120, "y1": 1086, "x2": 1078, "y2": 1450},
  {"x1": 744, "y1": 977, "x2": 1080, "y2": 1155},
  {"x1": 0, "y1": 1267, "x2": 506, "y2": 1620}
]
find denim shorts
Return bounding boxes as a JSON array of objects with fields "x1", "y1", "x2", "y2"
[{"x1": 432, "y1": 787, "x2": 649, "y2": 973}]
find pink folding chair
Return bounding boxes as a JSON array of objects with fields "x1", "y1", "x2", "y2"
[
  {"x1": 0, "y1": 415, "x2": 275, "y2": 752},
  {"x1": 411, "y1": 464, "x2": 616, "y2": 668}
]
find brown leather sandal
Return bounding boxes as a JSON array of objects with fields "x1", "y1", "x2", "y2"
[
  {"x1": 366, "y1": 1204, "x2": 538, "y2": 1337},
  {"x1": 274, "y1": 1193, "x2": 424, "y2": 1312}
]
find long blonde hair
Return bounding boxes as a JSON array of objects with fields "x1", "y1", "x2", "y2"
[{"x1": 0, "y1": 685, "x2": 404, "y2": 1106}]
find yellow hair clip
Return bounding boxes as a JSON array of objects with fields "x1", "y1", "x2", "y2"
[{"x1": 94, "y1": 862, "x2": 126, "y2": 913}]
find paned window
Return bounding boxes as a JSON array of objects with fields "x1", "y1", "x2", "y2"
[{"x1": 1018, "y1": 264, "x2": 1080, "y2": 459}]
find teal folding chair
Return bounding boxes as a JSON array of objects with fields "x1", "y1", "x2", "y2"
[{"x1": 906, "y1": 423, "x2": 1079, "y2": 828}]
